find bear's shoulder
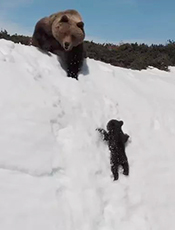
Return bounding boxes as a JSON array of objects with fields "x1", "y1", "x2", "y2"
[{"x1": 34, "y1": 16, "x2": 53, "y2": 35}]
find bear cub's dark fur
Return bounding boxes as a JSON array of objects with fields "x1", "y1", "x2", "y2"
[{"x1": 97, "y1": 119, "x2": 130, "y2": 181}]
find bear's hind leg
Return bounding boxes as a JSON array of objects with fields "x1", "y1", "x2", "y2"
[
  {"x1": 122, "y1": 161, "x2": 129, "y2": 176},
  {"x1": 111, "y1": 163, "x2": 119, "y2": 181}
]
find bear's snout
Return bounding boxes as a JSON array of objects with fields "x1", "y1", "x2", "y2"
[{"x1": 64, "y1": 42, "x2": 70, "y2": 50}]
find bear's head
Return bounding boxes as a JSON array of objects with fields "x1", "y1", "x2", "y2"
[
  {"x1": 52, "y1": 14, "x2": 85, "y2": 51},
  {"x1": 107, "y1": 119, "x2": 124, "y2": 132}
]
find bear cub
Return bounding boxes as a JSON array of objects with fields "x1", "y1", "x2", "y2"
[{"x1": 97, "y1": 119, "x2": 130, "y2": 181}]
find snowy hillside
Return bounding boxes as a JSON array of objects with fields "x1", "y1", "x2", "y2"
[{"x1": 0, "y1": 39, "x2": 175, "y2": 230}]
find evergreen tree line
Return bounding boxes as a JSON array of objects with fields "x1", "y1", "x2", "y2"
[{"x1": 1, "y1": 29, "x2": 175, "y2": 71}]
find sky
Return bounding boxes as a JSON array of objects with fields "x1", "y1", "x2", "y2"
[{"x1": 0, "y1": 0, "x2": 175, "y2": 45}]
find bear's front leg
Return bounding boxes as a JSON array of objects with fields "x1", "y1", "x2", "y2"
[
  {"x1": 66, "y1": 44, "x2": 84, "y2": 79},
  {"x1": 122, "y1": 134, "x2": 130, "y2": 143},
  {"x1": 96, "y1": 128, "x2": 109, "y2": 141}
]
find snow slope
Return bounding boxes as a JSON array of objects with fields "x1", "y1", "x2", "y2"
[{"x1": 0, "y1": 39, "x2": 175, "y2": 230}]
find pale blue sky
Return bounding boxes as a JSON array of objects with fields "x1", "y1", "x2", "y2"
[{"x1": 0, "y1": 0, "x2": 175, "y2": 45}]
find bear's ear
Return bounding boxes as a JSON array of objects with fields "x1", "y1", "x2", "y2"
[
  {"x1": 119, "y1": 121, "x2": 124, "y2": 127},
  {"x1": 60, "y1": 15, "x2": 69, "y2": 23},
  {"x1": 77, "y1": 21, "x2": 84, "y2": 29}
]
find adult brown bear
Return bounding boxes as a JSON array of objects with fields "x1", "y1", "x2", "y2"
[{"x1": 32, "y1": 9, "x2": 86, "y2": 79}]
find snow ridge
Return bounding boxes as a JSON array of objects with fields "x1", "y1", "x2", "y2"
[{"x1": 0, "y1": 39, "x2": 175, "y2": 230}]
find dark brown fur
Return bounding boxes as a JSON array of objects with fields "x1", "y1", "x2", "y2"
[
  {"x1": 32, "y1": 10, "x2": 85, "y2": 79},
  {"x1": 97, "y1": 119, "x2": 130, "y2": 181}
]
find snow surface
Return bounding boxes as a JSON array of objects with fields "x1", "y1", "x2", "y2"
[{"x1": 0, "y1": 39, "x2": 175, "y2": 230}]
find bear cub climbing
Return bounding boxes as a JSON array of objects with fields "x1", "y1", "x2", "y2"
[{"x1": 97, "y1": 119, "x2": 130, "y2": 181}]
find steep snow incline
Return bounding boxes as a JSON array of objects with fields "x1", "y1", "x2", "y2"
[{"x1": 0, "y1": 39, "x2": 175, "y2": 230}]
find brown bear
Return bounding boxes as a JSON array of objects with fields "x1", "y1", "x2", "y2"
[
  {"x1": 97, "y1": 119, "x2": 130, "y2": 181},
  {"x1": 32, "y1": 9, "x2": 86, "y2": 79}
]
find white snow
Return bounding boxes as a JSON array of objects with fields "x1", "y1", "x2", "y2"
[{"x1": 0, "y1": 39, "x2": 175, "y2": 230}]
